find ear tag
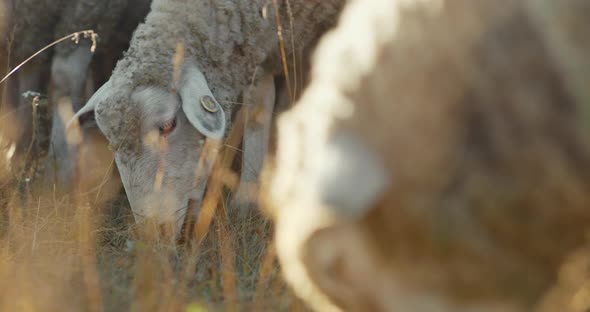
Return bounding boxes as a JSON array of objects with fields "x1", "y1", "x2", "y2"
[{"x1": 200, "y1": 95, "x2": 219, "y2": 113}]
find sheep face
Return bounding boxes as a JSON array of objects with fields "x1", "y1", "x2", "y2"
[{"x1": 77, "y1": 64, "x2": 226, "y2": 237}]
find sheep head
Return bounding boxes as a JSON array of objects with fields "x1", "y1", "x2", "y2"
[{"x1": 73, "y1": 62, "x2": 226, "y2": 237}]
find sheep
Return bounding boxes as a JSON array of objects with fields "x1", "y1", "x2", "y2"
[
  {"x1": 0, "y1": 0, "x2": 12, "y2": 136},
  {"x1": 73, "y1": 0, "x2": 345, "y2": 234},
  {"x1": 261, "y1": 0, "x2": 590, "y2": 311},
  {"x1": 2, "y1": 0, "x2": 63, "y2": 157},
  {"x1": 1, "y1": 0, "x2": 150, "y2": 190},
  {"x1": 233, "y1": 51, "x2": 313, "y2": 219},
  {"x1": 47, "y1": 0, "x2": 151, "y2": 190},
  {"x1": 0, "y1": 0, "x2": 11, "y2": 74}
]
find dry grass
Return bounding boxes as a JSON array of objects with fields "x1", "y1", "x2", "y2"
[
  {"x1": 0, "y1": 117, "x2": 302, "y2": 312},
  {"x1": 0, "y1": 2, "x2": 314, "y2": 311},
  {"x1": 0, "y1": 70, "x2": 301, "y2": 311}
]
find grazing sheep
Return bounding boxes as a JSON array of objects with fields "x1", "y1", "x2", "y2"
[
  {"x1": 0, "y1": 0, "x2": 12, "y2": 127},
  {"x1": 2, "y1": 0, "x2": 63, "y2": 156},
  {"x1": 47, "y1": 0, "x2": 150, "y2": 190},
  {"x1": 1, "y1": 0, "x2": 150, "y2": 190},
  {"x1": 262, "y1": 0, "x2": 590, "y2": 311},
  {"x1": 74, "y1": 0, "x2": 344, "y2": 234},
  {"x1": 0, "y1": 0, "x2": 11, "y2": 70},
  {"x1": 233, "y1": 42, "x2": 315, "y2": 218}
]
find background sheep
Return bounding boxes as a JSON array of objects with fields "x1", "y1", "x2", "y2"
[
  {"x1": 1, "y1": 0, "x2": 62, "y2": 158},
  {"x1": 47, "y1": 0, "x2": 151, "y2": 191},
  {"x1": 1, "y1": 0, "x2": 150, "y2": 192},
  {"x1": 263, "y1": 0, "x2": 590, "y2": 311},
  {"x1": 75, "y1": 0, "x2": 345, "y2": 234}
]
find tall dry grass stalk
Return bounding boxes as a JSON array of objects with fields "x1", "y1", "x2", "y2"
[
  {"x1": 253, "y1": 238, "x2": 276, "y2": 311},
  {"x1": 217, "y1": 212, "x2": 237, "y2": 312},
  {"x1": 0, "y1": 30, "x2": 97, "y2": 85}
]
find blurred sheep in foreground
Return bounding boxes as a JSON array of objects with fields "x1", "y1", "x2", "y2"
[
  {"x1": 74, "y1": 0, "x2": 344, "y2": 235},
  {"x1": 262, "y1": 0, "x2": 590, "y2": 311}
]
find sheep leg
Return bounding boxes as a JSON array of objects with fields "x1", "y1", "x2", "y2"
[
  {"x1": 235, "y1": 73, "x2": 276, "y2": 215},
  {"x1": 47, "y1": 45, "x2": 93, "y2": 189}
]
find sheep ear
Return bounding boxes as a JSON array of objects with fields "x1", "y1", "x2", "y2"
[
  {"x1": 180, "y1": 66, "x2": 226, "y2": 140},
  {"x1": 67, "y1": 79, "x2": 112, "y2": 129}
]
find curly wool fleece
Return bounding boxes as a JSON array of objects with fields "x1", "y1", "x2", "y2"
[{"x1": 99, "y1": 0, "x2": 344, "y2": 139}]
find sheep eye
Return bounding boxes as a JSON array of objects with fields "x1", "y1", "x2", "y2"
[{"x1": 159, "y1": 118, "x2": 177, "y2": 137}]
